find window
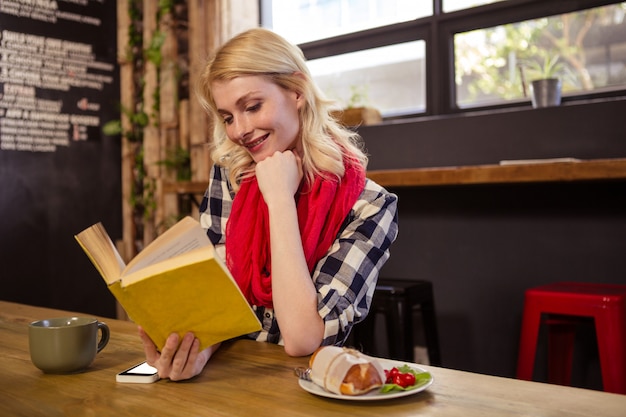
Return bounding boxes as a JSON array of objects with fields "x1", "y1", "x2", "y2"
[
  {"x1": 455, "y1": 4, "x2": 626, "y2": 108},
  {"x1": 263, "y1": 1, "x2": 431, "y2": 45},
  {"x1": 444, "y1": 0, "x2": 506, "y2": 13},
  {"x1": 306, "y1": 41, "x2": 426, "y2": 116},
  {"x1": 261, "y1": 0, "x2": 626, "y2": 119}
]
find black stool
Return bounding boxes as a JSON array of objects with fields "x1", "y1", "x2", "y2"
[{"x1": 349, "y1": 278, "x2": 441, "y2": 365}]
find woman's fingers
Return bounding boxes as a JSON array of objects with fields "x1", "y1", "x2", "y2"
[
  {"x1": 256, "y1": 150, "x2": 302, "y2": 200},
  {"x1": 138, "y1": 328, "x2": 213, "y2": 381},
  {"x1": 169, "y1": 332, "x2": 196, "y2": 380},
  {"x1": 138, "y1": 326, "x2": 160, "y2": 364}
]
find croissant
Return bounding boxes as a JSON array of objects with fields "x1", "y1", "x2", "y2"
[{"x1": 309, "y1": 346, "x2": 385, "y2": 395}]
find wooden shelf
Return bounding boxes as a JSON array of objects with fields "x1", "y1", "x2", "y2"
[
  {"x1": 162, "y1": 180, "x2": 208, "y2": 195},
  {"x1": 163, "y1": 158, "x2": 626, "y2": 194},
  {"x1": 366, "y1": 158, "x2": 626, "y2": 187}
]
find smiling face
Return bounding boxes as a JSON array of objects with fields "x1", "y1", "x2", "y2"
[{"x1": 212, "y1": 75, "x2": 304, "y2": 163}]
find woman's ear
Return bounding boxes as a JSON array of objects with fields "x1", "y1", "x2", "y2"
[
  {"x1": 295, "y1": 91, "x2": 305, "y2": 110},
  {"x1": 292, "y1": 72, "x2": 307, "y2": 109}
]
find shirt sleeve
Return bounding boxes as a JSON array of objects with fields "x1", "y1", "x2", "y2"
[
  {"x1": 199, "y1": 165, "x2": 233, "y2": 248},
  {"x1": 313, "y1": 179, "x2": 399, "y2": 346}
]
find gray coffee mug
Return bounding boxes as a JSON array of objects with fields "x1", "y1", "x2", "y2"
[{"x1": 29, "y1": 317, "x2": 110, "y2": 373}]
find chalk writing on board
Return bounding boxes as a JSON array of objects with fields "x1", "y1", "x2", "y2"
[{"x1": 0, "y1": 1, "x2": 116, "y2": 153}]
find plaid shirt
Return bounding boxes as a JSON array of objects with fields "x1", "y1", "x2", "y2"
[{"x1": 199, "y1": 165, "x2": 398, "y2": 347}]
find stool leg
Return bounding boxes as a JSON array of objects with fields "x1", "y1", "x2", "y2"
[
  {"x1": 401, "y1": 296, "x2": 414, "y2": 362},
  {"x1": 420, "y1": 297, "x2": 441, "y2": 366},
  {"x1": 352, "y1": 305, "x2": 378, "y2": 356},
  {"x1": 517, "y1": 297, "x2": 542, "y2": 381},
  {"x1": 594, "y1": 311, "x2": 626, "y2": 394},
  {"x1": 385, "y1": 296, "x2": 413, "y2": 362},
  {"x1": 546, "y1": 319, "x2": 577, "y2": 386}
]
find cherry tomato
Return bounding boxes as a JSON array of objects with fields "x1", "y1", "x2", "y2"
[
  {"x1": 399, "y1": 372, "x2": 416, "y2": 387},
  {"x1": 385, "y1": 367, "x2": 400, "y2": 383},
  {"x1": 384, "y1": 366, "x2": 417, "y2": 388},
  {"x1": 392, "y1": 373, "x2": 405, "y2": 386}
]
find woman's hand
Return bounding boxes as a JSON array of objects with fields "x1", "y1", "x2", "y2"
[
  {"x1": 138, "y1": 326, "x2": 218, "y2": 381},
  {"x1": 255, "y1": 150, "x2": 303, "y2": 207}
]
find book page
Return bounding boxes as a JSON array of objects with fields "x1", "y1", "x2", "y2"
[
  {"x1": 74, "y1": 223, "x2": 126, "y2": 285},
  {"x1": 120, "y1": 246, "x2": 215, "y2": 286},
  {"x1": 123, "y1": 217, "x2": 211, "y2": 276}
]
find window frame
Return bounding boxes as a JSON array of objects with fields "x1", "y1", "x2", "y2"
[{"x1": 271, "y1": 0, "x2": 626, "y2": 119}]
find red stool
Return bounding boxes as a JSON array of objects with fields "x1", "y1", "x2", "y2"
[{"x1": 516, "y1": 282, "x2": 626, "y2": 394}]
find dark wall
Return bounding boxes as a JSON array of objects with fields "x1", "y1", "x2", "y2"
[
  {"x1": 363, "y1": 99, "x2": 626, "y2": 170},
  {"x1": 0, "y1": 3, "x2": 120, "y2": 318},
  {"x1": 0, "y1": 140, "x2": 120, "y2": 317},
  {"x1": 359, "y1": 98, "x2": 626, "y2": 387}
]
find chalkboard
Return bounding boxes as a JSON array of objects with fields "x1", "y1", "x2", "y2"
[{"x1": 0, "y1": 1, "x2": 120, "y2": 317}]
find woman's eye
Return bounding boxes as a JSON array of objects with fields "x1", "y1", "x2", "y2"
[
  {"x1": 246, "y1": 103, "x2": 261, "y2": 112},
  {"x1": 222, "y1": 116, "x2": 233, "y2": 125}
]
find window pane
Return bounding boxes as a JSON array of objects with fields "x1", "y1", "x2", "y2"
[
  {"x1": 263, "y1": 0, "x2": 431, "y2": 45},
  {"x1": 307, "y1": 41, "x2": 426, "y2": 116},
  {"x1": 444, "y1": 0, "x2": 507, "y2": 13},
  {"x1": 454, "y1": 3, "x2": 626, "y2": 108}
]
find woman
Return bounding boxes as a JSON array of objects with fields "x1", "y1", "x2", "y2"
[{"x1": 140, "y1": 28, "x2": 398, "y2": 381}]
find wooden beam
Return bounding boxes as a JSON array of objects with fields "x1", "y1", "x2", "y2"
[{"x1": 117, "y1": 0, "x2": 136, "y2": 262}]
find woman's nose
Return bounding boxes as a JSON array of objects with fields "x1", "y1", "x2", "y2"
[{"x1": 232, "y1": 117, "x2": 252, "y2": 144}]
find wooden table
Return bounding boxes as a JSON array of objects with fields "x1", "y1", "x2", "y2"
[{"x1": 1, "y1": 300, "x2": 624, "y2": 416}]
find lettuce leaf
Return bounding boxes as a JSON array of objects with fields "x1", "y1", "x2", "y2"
[{"x1": 381, "y1": 365, "x2": 432, "y2": 393}]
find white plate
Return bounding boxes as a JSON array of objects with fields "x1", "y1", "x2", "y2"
[{"x1": 298, "y1": 358, "x2": 433, "y2": 401}]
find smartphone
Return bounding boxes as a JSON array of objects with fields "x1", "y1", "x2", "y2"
[{"x1": 116, "y1": 361, "x2": 160, "y2": 383}]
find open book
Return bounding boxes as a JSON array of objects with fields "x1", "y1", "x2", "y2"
[{"x1": 74, "y1": 216, "x2": 261, "y2": 351}]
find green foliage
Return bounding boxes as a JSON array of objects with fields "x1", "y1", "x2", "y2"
[
  {"x1": 346, "y1": 85, "x2": 370, "y2": 108},
  {"x1": 104, "y1": 0, "x2": 188, "y2": 236},
  {"x1": 525, "y1": 55, "x2": 564, "y2": 80},
  {"x1": 158, "y1": 0, "x2": 173, "y2": 14},
  {"x1": 156, "y1": 147, "x2": 191, "y2": 181},
  {"x1": 126, "y1": 0, "x2": 143, "y2": 60},
  {"x1": 102, "y1": 119, "x2": 121, "y2": 136},
  {"x1": 145, "y1": 31, "x2": 166, "y2": 67},
  {"x1": 101, "y1": 106, "x2": 148, "y2": 143},
  {"x1": 143, "y1": 178, "x2": 157, "y2": 220}
]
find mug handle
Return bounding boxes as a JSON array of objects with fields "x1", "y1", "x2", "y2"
[{"x1": 96, "y1": 321, "x2": 110, "y2": 353}]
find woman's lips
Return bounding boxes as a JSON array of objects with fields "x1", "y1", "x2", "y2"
[{"x1": 245, "y1": 134, "x2": 269, "y2": 151}]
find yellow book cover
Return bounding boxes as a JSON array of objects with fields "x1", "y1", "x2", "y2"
[{"x1": 74, "y1": 216, "x2": 261, "y2": 351}]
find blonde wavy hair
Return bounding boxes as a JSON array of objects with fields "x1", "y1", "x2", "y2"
[{"x1": 196, "y1": 27, "x2": 368, "y2": 191}]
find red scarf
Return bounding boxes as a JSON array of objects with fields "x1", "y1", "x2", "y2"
[{"x1": 225, "y1": 158, "x2": 365, "y2": 308}]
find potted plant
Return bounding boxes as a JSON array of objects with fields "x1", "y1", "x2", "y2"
[
  {"x1": 332, "y1": 85, "x2": 382, "y2": 126},
  {"x1": 525, "y1": 55, "x2": 564, "y2": 108}
]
